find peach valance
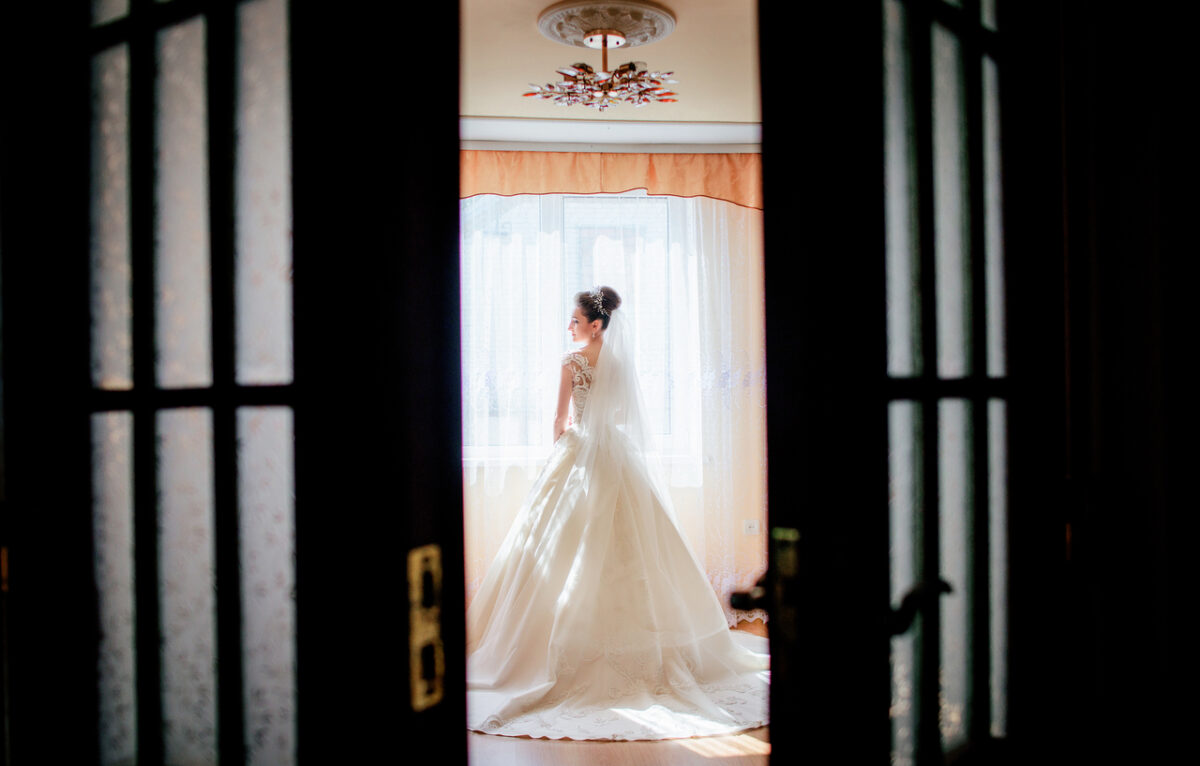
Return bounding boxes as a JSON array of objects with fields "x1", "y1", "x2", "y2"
[{"x1": 460, "y1": 150, "x2": 762, "y2": 210}]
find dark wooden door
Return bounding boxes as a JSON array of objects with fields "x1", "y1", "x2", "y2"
[
  {"x1": 0, "y1": 1, "x2": 466, "y2": 763},
  {"x1": 759, "y1": 2, "x2": 889, "y2": 762},
  {"x1": 759, "y1": 1, "x2": 1055, "y2": 763},
  {"x1": 761, "y1": 1, "x2": 1190, "y2": 764}
]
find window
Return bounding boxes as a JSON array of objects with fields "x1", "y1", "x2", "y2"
[
  {"x1": 460, "y1": 193, "x2": 685, "y2": 457},
  {"x1": 460, "y1": 189, "x2": 769, "y2": 626}
]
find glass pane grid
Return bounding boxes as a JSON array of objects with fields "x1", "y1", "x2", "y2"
[
  {"x1": 155, "y1": 17, "x2": 212, "y2": 389},
  {"x1": 885, "y1": 0, "x2": 923, "y2": 378},
  {"x1": 988, "y1": 400, "x2": 1008, "y2": 737},
  {"x1": 91, "y1": 45, "x2": 133, "y2": 390},
  {"x1": 937, "y1": 399, "x2": 972, "y2": 749},
  {"x1": 932, "y1": 23, "x2": 972, "y2": 380},
  {"x1": 237, "y1": 406, "x2": 297, "y2": 766},
  {"x1": 236, "y1": 0, "x2": 294, "y2": 386},
  {"x1": 89, "y1": 5, "x2": 299, "y2": 764},
  {"x1": 983, "y1": 56, "x2": 1006, "y2": 377},
  {"x1": 889, "y1": 401, "x2": 924, "y2": 766},
  {"x1": 92, "y1": 0, "x2": 129, "y2": 26},
  {"x1": 93, "y1": 412, "x2": 138, "y2": 766},
  {"x1": 157, "y1": 408, "x2": 217, "y2": 765},
  {"x1": 981, "y1": 0, "x2": 997, "y2": 30},
  {"x1": 885, "y1": 2, "x2": 1009, "y2": 760}
]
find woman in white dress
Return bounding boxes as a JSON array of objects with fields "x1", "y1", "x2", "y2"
[{"x1": 465, "y1": 286, "x2": 769, "y2": 740}]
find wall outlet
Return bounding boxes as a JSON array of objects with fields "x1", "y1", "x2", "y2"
[{"x1": 743, "y1": 519, "x2": 761, "y2": 535}]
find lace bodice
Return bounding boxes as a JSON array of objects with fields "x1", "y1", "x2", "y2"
[{"x1": 563, "y1": 352, "x2": 595, "y2": 421}]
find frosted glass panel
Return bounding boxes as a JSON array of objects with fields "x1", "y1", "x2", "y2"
[
  {"x1": 989, "y1": 400, "x2": 1008, "y2": 737},
  {"x1": 932, "y1": 24, "x2": 972, "y2": 379},
  {"x1": 884, "y1": 0, "x2": 921, "y2": 377},
  {"x1": 92, "y1": 0, "x2": 128, "y2": 26},
  {"x1": 984, "y1": 56, "x2": 1006, "y2": 377},
  {"x1": 157, "y1": 408, "x2": 217, "y2": 765},
  {"x1": 238, "y1": 407, "x2": 297, "y2": 766},
  {"x1": 889, "y1": 401, "x2": 922, "y2": 766},
  {"x1": 236, "y1": 0, "x2": 294, "y2": 385},
  {"x1": 938, "y1": 399, "x2": 971, "y2": 749},
  {"x1": 982, "y1": 0, "x2": 997, "y2": 30},
  {"x1": 92, "y1": 412, "x2": 137, "y2": 766},
  {"x1": 91, "y1": 45, "x2": 133, "y2": 390},
  {"x1": 156, "y1": 19, "x2": 212, "y2": 389}
]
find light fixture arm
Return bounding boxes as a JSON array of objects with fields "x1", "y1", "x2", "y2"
[{"x1": 525, "y1": 2, "x2": 679, "y2": 110}]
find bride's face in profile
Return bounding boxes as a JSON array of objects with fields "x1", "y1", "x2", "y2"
[{"x1": 568, "y1": 307, "x2": 598, "y2": 344}]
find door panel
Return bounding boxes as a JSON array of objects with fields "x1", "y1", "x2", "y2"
[
  {"x1": 881, "y1": 1, "x2": 1012, "y2": 762},
  {"x1": 761, "y1": 1, "x2": 1026, "y2": 763},
  {"x1": 760, "y1": 2, "x2": 890, "y2": 762},
  {"x1": 0, "y1": 1, "x2": 466, "y2": 763},
  {"x1": 289, "y1": 1, "x2": 466, "y2": 760}
]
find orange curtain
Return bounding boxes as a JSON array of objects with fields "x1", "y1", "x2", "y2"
[{"x1": 460, "y1": 150, "x2": 762, "y2": 210}]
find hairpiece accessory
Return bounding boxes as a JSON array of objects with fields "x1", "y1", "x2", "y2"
[{"x1": 590, "y1": 287, "x2": 610, "y2": 317}]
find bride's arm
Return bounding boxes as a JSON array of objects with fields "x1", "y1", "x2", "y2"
[{"x1": 553, "y1": 363, "x2": 573, "y2": 442}]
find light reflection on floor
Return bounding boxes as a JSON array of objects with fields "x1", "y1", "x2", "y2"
[
  {"x1": 611, "y1": 705, "x2": 752, "y2": 739},
  {"x1": 675, "y1": 732, "x2": 772, "y2": 758}
]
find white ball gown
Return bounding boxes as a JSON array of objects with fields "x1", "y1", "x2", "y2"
[{"x1": 465, "y1": 310, "x2": 769, "y2": 740}]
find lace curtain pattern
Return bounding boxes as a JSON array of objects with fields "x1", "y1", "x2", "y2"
[{"x1": 461, "y1": 191, "x2": 767, "y2": 625}]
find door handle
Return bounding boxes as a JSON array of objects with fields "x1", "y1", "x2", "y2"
[
  {"x1": 887, "y1": 579, "x2": 953, "y2": 636},
  {"x1": 731, "y1": 526, "x2": 801, "y2": 613},
  {"x1": 729, "y1": 527, "x2": 801, "y2": 640}
]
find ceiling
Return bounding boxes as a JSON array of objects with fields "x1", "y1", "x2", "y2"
[{"x1": 460, "y1": 0, "x2": 760, "y2": 144}]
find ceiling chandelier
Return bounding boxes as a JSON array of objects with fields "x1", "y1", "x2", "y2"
[{"x1": 524, "y1": 1, "x2": 678, "y2": 111}]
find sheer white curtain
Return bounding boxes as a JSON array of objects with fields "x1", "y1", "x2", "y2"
[{"x1": 460, "y1": 191, "x2": 767, "y2": 625}]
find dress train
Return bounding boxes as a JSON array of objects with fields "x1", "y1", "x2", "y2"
[{"x1": 465, "y1": 400, "x2": 769, "y2": 740}]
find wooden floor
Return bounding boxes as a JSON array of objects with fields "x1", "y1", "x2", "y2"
[
  {"x1": 468, "y1": 623, "x2": 770, "y2": 766},
  {"x1": 468, "y1": 726, "x2": 770, "y2": 766}
]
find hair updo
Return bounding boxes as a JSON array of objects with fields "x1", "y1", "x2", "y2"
[{"x1": 574, "y1": 286, "x2": 622, "y2": 330}]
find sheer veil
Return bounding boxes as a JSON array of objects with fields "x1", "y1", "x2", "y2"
[
  {"x1": 573, "y1": 304, "x2": 680, "y2": 527},
  {"x1": 577, "y1": 307, "x2": 650, "y2": 452}
]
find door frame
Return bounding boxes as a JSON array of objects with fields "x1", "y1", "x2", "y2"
[{"x1": 0, "y1": 1, "x2": 1121, "y2": 763}]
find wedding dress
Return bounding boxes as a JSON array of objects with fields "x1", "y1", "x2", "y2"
[{"x1": 465, "y1": 309, "x2": 769, "y2": 740}]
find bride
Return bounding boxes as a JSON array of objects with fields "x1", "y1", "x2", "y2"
[{"x1": 465, "y1": 286, "x2": 769, "y2": 741}]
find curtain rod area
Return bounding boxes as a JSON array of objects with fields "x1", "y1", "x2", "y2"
[{"x1": 459, "y1": 117, "x2": 761, "y2": 154}]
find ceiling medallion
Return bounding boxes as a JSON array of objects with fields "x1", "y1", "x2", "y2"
[{"x1": 524, "y1": 1, "x2": 678, "y2": 111}]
